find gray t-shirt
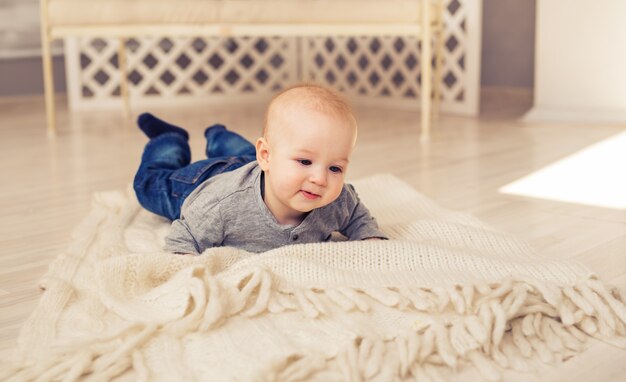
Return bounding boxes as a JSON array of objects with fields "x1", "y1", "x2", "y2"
[{"x1": 165, "y1": 161, "x2": 387, "y2": 254}]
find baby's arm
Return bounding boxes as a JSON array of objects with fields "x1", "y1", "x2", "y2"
[
  {"x1": 164, "y1": 203, "x2": 224, "y2": 255},
  {"x1": 340, "y1": 184, "x2": 388, "y2": 241},
  {"x1": 165, "y1": 219, "x2": 203, "y2": 255}
]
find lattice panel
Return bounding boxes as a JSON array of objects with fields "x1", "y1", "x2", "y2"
[
  {"x1": 65, "y1": 36, "x2": 298, "y2": 110},
  {"x1": 64, "y1": 0, "x2": 481, "y2": 114},
  {"x1": 302, "y1": 0, "x2": 474, "y2": 114}
]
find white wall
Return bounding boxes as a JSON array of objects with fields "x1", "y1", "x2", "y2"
[{"x1": 526, "y1": 0, "x2": 626, "y2": 123}]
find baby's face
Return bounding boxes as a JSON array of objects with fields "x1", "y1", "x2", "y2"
[{"x1": 258, "y1": 107, "x2": 356, "y2": 224}]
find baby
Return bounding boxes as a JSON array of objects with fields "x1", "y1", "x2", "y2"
[{"x1": 133, "y1": 84, "x2": 387, "y2": 255}]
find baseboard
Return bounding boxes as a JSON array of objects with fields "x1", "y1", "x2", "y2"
[{"x1": 523, "y1": 106, "x2": 626, "y2": 124}]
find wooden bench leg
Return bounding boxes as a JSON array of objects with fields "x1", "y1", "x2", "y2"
[
  {"x1": 118, "y1": 38, "x2": 132, "y2": 119},
  {"x1": 432, "y1": 3, "x2": 445, "y2": 123},
  {"x1": 40, "y1": 1, "x2": 56, "y2": 137},
  {"x1": 420, "y1": 0, "x2": 432, "y2": 141}
]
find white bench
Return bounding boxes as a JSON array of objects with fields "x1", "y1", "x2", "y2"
[{"x1": 40, "y1": 0, "x2": 443, "y2": 139}]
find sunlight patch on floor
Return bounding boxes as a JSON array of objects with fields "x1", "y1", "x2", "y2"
[{"x1": 499, "y1": 131, "x2": 626, "y2": 209}]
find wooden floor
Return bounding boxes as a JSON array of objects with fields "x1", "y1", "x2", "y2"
[{"x1": 0, "y1": 88, "x2": 625, "y2": 380}]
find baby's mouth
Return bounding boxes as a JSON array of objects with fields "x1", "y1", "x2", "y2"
[{"x1": 300, "y1": 190, "x2": 320, "y2": 200}]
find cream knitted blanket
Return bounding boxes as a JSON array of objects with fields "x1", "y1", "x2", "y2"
[{"x1": 2, "y1": 174, "x2": 625, "y2": 381}]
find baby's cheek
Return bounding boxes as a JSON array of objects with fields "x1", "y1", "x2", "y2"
[{"x1": 329, "y1": 185, "x2": 343, "y2": 202}]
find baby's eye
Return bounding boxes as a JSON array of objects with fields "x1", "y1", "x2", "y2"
[
  {"x1": 297, "y1": 159, "x2": 312, "y2": 166},
  {"x1": 329, "y1": 166, "x2": 343, "y2": 174}
]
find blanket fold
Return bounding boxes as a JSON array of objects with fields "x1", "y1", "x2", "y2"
[{"x1": 2, "y1": 174, "x2": 625, "y2": 381}]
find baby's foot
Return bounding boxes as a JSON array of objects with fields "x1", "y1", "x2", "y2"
[{"x1": 137, "y1": 113, "x2": 189, "y2": 139}]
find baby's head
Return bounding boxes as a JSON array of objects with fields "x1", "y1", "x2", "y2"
[{"x1": 256, "y1": 84, "x2": 358, "y2": 225}]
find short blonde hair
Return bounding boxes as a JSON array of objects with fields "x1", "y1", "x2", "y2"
[{"x1": 263, "y1": 83, "x2": 357, "y2": 139}]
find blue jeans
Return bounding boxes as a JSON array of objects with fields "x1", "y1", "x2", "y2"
[{"x1": 133, "y1": 125, "x2": 256, "y2": 220}]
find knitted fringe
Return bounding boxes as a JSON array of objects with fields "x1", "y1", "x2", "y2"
[{"x1": 3, "y1": 265, "x2": 626, "y2": 382}]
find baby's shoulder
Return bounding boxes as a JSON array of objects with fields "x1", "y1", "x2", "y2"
[{"x1": 338, "y1": 183, "x2": 359, "y2": 203}]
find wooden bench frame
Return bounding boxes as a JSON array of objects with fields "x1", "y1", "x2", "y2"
[{"x1": 40, "y1": 0, "x2": 444, "y2": 140}]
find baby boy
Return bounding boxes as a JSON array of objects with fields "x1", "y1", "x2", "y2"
[{"x1": 133, "y1": 84, "x2": 387, "y2": 254}]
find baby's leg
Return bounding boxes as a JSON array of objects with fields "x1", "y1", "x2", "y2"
[
  {"x1": 133, "y1": 132, "x2": 192, "y2": 220},
  {"x1": 204, "y1": 124, "x2": 256, "y2": 158}
]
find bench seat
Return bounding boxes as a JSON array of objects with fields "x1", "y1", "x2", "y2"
[{"x1": 47, "y1": 0, "x2": 437, "y2": 26}]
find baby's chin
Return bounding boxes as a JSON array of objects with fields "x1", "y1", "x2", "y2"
[{"x1": 300, "y1": 199, "x2": 339, "y2": 212}]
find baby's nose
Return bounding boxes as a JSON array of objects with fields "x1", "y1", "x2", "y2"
[{"x1": 310, "y1": 168, "x2": 327, "y2": 186}]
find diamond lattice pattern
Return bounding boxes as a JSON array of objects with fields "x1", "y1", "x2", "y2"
[
  {"x1": 71, "y1": 36, "x2": 297, "y2": 102},
  {"x1": 303, "y1": 0, "x2": 468, "y2": 103}
]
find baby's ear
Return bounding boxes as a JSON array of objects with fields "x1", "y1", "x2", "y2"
[{"x1": 255, "y1": 137, "x2": 270, "y2": 171}]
